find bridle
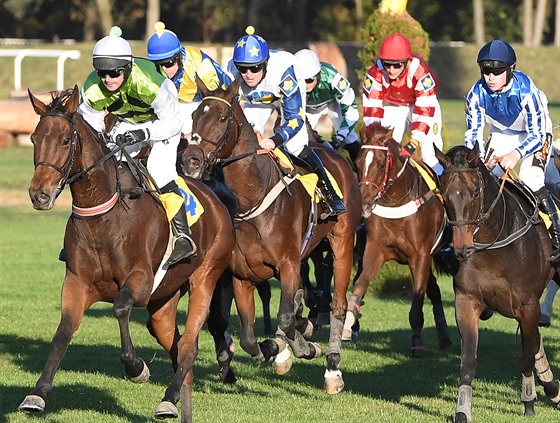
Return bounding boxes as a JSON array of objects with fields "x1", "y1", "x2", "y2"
[
  {"x1": 189, "y1": 95, "x2": 250, "y2": 168},
  {"x1": 358, "y1": 144, "x2": 409, "y2": 203},
  {"x1": 441, "y1": 166, "x2": 508, "y2": 250}
]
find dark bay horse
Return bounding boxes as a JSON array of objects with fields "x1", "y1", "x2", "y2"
[
  {"x1": 19, "y1": 87, "x2": 235, "y2": 423},
  {"x1": 182, "y1": 76, "x2": 362, "y2": 394},
  {"x1": 344, "y1": 122, "x2": 452, "y2": 357},
  {"x1": 435, "y1": 145, "x2": 560, "y2": 422}
]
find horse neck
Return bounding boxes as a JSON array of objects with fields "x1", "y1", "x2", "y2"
[
  {"x1": 382, "y1": 142, "x2": 419, "y2": 204},
  {"x1": 69, "y1": 115, "x2": 118, "y2": 208}
]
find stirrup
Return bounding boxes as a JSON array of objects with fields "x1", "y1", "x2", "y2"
[
  {"x1": 163, "y1": 236, "x2": 197, "y2": 269},
  {"x1": 549, "y1": 247, "x2": 560, "y2": 264}
]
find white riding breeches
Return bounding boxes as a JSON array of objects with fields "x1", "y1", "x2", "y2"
[
  {"x1": 108, "y1": 119, "x2": 180, "y2": 190},
  {"x1": 381, "y1": 103, "x2": 443, "y2": 170},
  {"x1": 486, "y1": 132, "x2": 546, "y2": 192}
]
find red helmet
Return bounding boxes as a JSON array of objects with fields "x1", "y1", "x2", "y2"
[{"x1": 379, "y1": 33, "x2": 411, "y2": 62}]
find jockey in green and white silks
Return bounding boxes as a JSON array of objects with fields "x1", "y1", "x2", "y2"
[
  {"x1": 147, "y1": 21, "x2": 232, "y2": 135},
  {"x1": 78, "y1": 26, "x2": 196, "y2": 268},
  {"x1": 294, "y1": 49, "x2": 361, "y2": 162}
]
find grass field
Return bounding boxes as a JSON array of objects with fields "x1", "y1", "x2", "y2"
[{"x1": 1, "y1": 149, "x2": 560, "y2": 422}]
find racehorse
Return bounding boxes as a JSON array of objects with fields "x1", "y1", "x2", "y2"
[
  {"x1": 435, "y1": 144, "x2": 560, "y2": 422},
  {"x1": 19, "y1": 86, "x2": 235, "y2": 423},
  {"x1": 344, "y1": 122, "x2": 452, "y2": 357},
  {"x1": 182, "y1": 76, "x2": 362, "y2": 394}
]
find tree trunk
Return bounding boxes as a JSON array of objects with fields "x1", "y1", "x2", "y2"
[
  {"x1": 473, "y1": 0, "x2": 485, "y2": 45},
  {"x1": 95, "y1": 0, "x2": 113, "y2": 36},
  {"x1": 523, "y1": 0, "x2": 533, "y2": 46},
  {"x1": 145, "y1": 0, "x2": 160, "y2": 41},
  {"x1": 555, "y1": 0, "x2": 560, "y2": 47},
  {"x1": 532, "y1": 0, "x2": 548, "y2": 46},
  {"x1": 83, "y1": 0, "x2": 97, "y2": 42}
]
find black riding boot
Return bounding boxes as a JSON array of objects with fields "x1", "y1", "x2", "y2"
[
  {"x1": 537, "y1": 189, "x2": 560, "y2": 264},
  {"x1": 298, "y1": 145, "x2": 346, "y2": 219},
  {"x1": 164, "y1": 188, "x2": 197, "y2": 269}
]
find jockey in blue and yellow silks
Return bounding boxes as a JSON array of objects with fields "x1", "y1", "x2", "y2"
[
  {"x1": 226, "y1": 26, "x2": 346, "y2": 218},
  {"x1": 78, "y1": 26, "x2": 196, "y2": 268},
  {"x1": 147, "y1": 22, "x2": 232, "y2": 136}
]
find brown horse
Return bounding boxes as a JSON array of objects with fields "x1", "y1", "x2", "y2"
[
  {"x1": 182, "y1": 76, "x2": 362, "y2": 394},
  {"x1": 435, "y1": 145, "x2": 560, "y2": 422},
  {"x1": 19, "y1": 86, "x2": 235, "y2": 423},
  {"x1": 343, "y1": 122, "x2": 452, "y2": 357}
]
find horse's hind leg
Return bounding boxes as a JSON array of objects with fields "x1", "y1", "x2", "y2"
[
  {"x1": 517, "y1": 316, "x2": 542, "y2": 416},
  {"x1": 147, "y1": 291, "x2": 182, "y2": 371},
  {"x1": 408, "y1": 256, "x2": 433, "y2": 358},
  {"x1": 19, "y1": 278, "x2": 92, "y2": 412},
  {"x1": 534, "y1": 332, "x2": 560, "y2": 405},
  {"x1": 256, "y1": 279, "x2": 273, "y2": 336},
  {"x1": 426, "y1": 270, "x2": 451, "y2": 350}
]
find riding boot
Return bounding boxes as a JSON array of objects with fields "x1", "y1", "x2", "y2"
[
  {"x1": 344, "y1": 141, "x2": 361, "y2": 163},
  {"x1": 298, "y1": 145, "x2": 346, "y2": 219},
  {"x1": 164, "y1": 188, "x2": 197, "y2": 269},
  {"x1": 537, "y1": 190, "x2": 560, "y2": 264}
]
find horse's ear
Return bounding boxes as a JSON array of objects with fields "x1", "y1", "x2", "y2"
[
  {"x1": 66, "y1": 85, "x2": 80, "y2": 114},
  {"x1": 225, "y1": 74, "x2": 241, "y2": 100},
  {"x1": 359, "y1": 124, "x2": 367, "y2": 142},
  {"x1": 434, "y1": 144, "x2": 451, "y2": 169},
  {"x1": 28, "y1": 89, "x2": 48, "y2": 116},
  {"x1": 196, "y1": 75, "x2": 211, "y2": 97},
  {"x1": 468, "y1": 144, "x2": 480, "y2": 166}
]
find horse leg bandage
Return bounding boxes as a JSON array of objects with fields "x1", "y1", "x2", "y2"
[
  {"x1": 535, "y1": 334, "x2": 553, "y2": 383},
  {"x1": 456, "y1": 385, "x2": 472, "y2": 421},
  {"x1": 520, "y1": 373, "x2": 537, "y2": 402}
]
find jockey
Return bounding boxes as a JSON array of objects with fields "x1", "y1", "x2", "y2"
[
  {"x1": 362, "y1": 33, "x2": 444, "y2": 175},
  {"x1": 146, "y1": 21, "x2": 232, "y2": 136},
  {"x1": 465, "y1": 39, "x2": 560, "y2": 264},
  {"x1": 226, "y1": 26, "x2": 346, "y2": 218},
  {"x1": 294, "y1": 48, "x2": 361, "y2": 162},
  {"x1": 78, "y1": 26, "x2": 196, "y2": 268}
]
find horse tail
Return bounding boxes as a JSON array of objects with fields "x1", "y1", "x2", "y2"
[{"x1": 431, "y1": 250, "x2": 459, "y2": 277}]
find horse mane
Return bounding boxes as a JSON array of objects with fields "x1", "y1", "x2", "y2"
[{"x1": 45, "y1": 89, "x2": 75, "y2": 113}]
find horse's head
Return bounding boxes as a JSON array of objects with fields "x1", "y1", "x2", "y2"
[
  {"x1": 183, "y1": 75, "x2": 249, "y2": 180},
  {"x1": 435, "y1": 144, "x2": 483, "y2": 260},
  {"x1": 356, "y1": 123, "x2": 400, "y2": 218},
  {"x1": 28, "y1": 85, "x2": 81, "y2": 210}
]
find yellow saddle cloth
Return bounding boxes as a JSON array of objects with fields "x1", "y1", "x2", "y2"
[{"x1": 156, "y1": 177, "x2": 205, "y2": 226}]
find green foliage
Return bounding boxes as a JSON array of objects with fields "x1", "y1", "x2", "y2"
[{"x1": 358, "y1": 9, "x2": 431, "y2": 77}]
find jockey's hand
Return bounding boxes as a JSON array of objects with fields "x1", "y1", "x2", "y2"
[
  {"x1": 258, "y1": 137, "x2": 276, "y2": 151},
  {"x1": 496, "y1": 149, "x2": 521, "y2": 170},
  {"x1": 119, "y1": 128, "x2": 150, "y2": 146}
]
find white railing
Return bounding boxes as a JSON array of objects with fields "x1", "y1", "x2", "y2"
[{"x1": 0, "y1": 49, "x2": 81, "y2": 91}]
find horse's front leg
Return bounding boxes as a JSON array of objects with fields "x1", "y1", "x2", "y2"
[
  {"x1": 408, "y1": 255, "x2": 432, "y2": 358},
  {"x1": 114, "y1": 281, "x2": 151, "y2": 383},
  {"x1": 326, "y1": 237, "x2": 354, "y2": 394},
  {"x1": 453, "y1": 291, "x2": 482, "y2": 423},
  {"x1": 19, "y1": 276, "x2": 92, "y2": 412},
  {"x1": 534, "y1": 332, "x2": 560, "y2": 406}
]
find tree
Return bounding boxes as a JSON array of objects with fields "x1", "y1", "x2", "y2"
[
  {"x1": 145, "y1": 0, "x2": 160, "y2": 41},
  {"x1": 473, "y1": 0, "x2": 485, "y2": 45}
]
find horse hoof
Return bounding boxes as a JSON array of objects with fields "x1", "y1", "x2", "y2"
[
  {"x1": 324, "y1": 370, "x2": 344, "y2": 394},
  {"x1": 154, "y1": 401, "x2": 178, "y2": 419},
  {"x1": 18, "y1": 395, "x2": 45, "y2": 412},
  {"x1": 128, "y1": 359, "x2": 150, "y2": 384},
  {"x1": 272, "y1": 345, "x2": 292, "y2": 375},
  {"x1": 454, "y1": 412, "x2": 469, "y2": 423}
]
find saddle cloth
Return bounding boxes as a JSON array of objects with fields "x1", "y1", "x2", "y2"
[{"x1": 156, "y1": 177, "x2": 204, "y2": 225}]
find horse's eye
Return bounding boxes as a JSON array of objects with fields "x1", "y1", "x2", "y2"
[
  {"x1": 62, "y1": 136, "x2": 71, "y2": 146},
  {"x1": 219, "y1": 115, "x2": 228, "y2": 123}
]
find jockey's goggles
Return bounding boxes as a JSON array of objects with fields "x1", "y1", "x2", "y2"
[
  {"x1": 305, "y1": 76, "x2": 317, "y2": 84},
  {"x1": 480, "y1": 66, "x2": 507, "y2": 76},
  {"x1": 155, "y1": 54, "x2": 180, "y2": 69},
  {"x1": 236, "y1": 63, "x2": 264, "y2": 74},
  {"x1": 381, "y1": 59, "x2": 408, "y2": 70},
  {"x1": 96, "y1": 67, "x2": 125, "y2": 79}
]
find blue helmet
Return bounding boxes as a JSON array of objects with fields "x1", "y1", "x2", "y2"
[
  {"x1": 477, "y1": 39, "x2": 516, "y2": 68},
  {"x1": 233, "y1": 26, "x2": 269, "y2": 66},
  {"x1": 147, "y1": 22, "x2": 181, "y2": 62}
]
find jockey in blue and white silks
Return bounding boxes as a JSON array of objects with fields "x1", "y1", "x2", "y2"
[
  {"x1": 464, "y1": 39, "x2": 559, "y2": 263},
  {"x1": 226, "y1": 26, "x2": 346, "y2": 218}
]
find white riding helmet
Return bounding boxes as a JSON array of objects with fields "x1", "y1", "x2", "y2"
[
  {"x1": 93, "y1": 26, "x2": 133, "y2": 70},
  {"x1": 294, "y1": 49, "x2": 321, "y2": 80}
]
